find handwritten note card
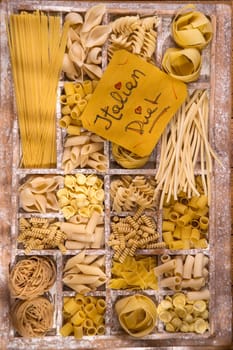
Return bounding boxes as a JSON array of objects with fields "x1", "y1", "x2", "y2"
[{"x1": 81, "y1": 50, "x2": 187, "y2": 156}]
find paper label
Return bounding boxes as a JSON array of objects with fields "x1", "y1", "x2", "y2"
[{"x1": 81, "y1": 50, "x2": 187, "y2": 156}]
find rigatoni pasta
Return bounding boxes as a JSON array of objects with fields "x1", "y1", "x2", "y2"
[{"x1": 155, "y1": 253, "x2": 208, "y2": 291}]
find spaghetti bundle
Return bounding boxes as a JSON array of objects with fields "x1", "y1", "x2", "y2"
[
  {"x1": 9, "y1": 256, "x2": 56, "y2": 299},
  {"x1": 6, "y1": 11, "x2": 69, "y2": 167},
  {"x1": 11, "y1": 297, "x2": 54, "y2": 337}
]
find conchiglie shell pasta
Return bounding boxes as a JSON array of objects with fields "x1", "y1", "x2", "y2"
[
  {"x1": 83, "y1": 63, "x2": 103, "y2": 80},
  {"x1": 69, "y1": 42, "x2": 86, "y2": 67},
  {"x1": 65, "y1": 12, "x2": 83, "y2": 25},
  {"x1": 81, "y1": 4, "x2": 106, "y2": 33},
  {"x1": 63, "y1": 53, "x2": 81, "y2": 80},
  {"x1": 87, "y1": 47, "x2": 102, "y2": 64},
  {"x1": 85, "y1": 25, "x2": 111, "y2": 48}
]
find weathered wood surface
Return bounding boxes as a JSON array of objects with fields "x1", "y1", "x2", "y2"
[{"x1": 0, "y1": 1, "x2": 232, "y2": 349}]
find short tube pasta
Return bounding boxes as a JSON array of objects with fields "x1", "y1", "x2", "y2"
[
  {"x1": 154, "y1": 259, "x2": 176, "y2": 277},
  {"x1": 183, "y1": 255, "x2": 195, "y2": 279}
]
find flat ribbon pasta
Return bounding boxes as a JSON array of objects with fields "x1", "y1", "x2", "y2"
[
  {"x1": 115, "y1": 294, "x2": 157, "y2": 337},
  {"x1": 172, "y1": 5, "x2": 213, "y2": 49},
  {"x1": 162, "y1": 48, "x2": 201, "y2": 83},
  {"x1": 112, "y1": 143, "x2": 149, "y2": 169}
]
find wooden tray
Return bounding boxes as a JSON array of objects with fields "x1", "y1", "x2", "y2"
[{"x1": 0, "y1": 1, "x2": 232, "y2": 349}]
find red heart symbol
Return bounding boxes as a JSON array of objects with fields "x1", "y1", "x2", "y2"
[
  {"x1": 114, "y1": 82, "x2": 122, "y2": 90},
  {"x1": 135, "y1": 106, "x2": 142, "y2": 114}
]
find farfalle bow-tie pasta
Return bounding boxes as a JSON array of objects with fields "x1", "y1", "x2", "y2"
[{"x1": 115, "y1": 294, "x2": 157, "y2": 337}]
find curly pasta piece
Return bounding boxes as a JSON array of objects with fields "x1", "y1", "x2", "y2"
[
  {"x1": 11, "y1": 297, "x2": 54, "y2": 337},
  {"x1": 109, "y1": 14, "x2": 159, "y2": 62}
]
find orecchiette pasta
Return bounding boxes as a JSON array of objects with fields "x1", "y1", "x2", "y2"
[
  {"x1": 57, "y1": 174, "x2": 104, "y2": 219},
  {"x1": 157, "y1": 292, "x2": 209, "y2": 334}
]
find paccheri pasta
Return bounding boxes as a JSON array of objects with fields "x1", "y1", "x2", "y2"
[
  {"x1": 60, "y1": 294, "x2": 106, "y2": 338},
  {"x1": 154, "y1": 253, "x2": 208, "y2": 291}
]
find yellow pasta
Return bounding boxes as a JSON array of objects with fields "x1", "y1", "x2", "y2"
[
  {"x1": 157, "y1": 292, "x2": 209, "y2": 333},
  {"x1": 6, "y1": 11, "x2": 69, "y2": 168},
  {"x1": 110, "y1": 255, "x2": 157, "y2": 290},
  {"x1": 60, "y1": 294, "x2": 105, "y2": 338},
  {"x1": 115, "y1": 294, "x2": 157, "y2": 337}
]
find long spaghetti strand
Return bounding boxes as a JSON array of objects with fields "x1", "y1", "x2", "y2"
[{"x1": 6, "y1": 11, "x2": 69, "y2": 168}]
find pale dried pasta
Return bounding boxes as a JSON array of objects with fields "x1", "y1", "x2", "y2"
[
  {"x1": 110, "y1": 255, "x2": 157, "y2": 290},
  {"x1": 108, "y1": 207, "x2": 164, "y2": 262},
  {"x1": 18, "y1": 217, "x2": 66, "y2": 253},
  {"x1": 156, "y1": 253, "x2": 208, "y2": 291},
  {"x1": 155, "y1": 90, "x2": 221, "y2": 208},
  {"x1": 61, "y1": 212, "x2": 104, "y2": 249},
  {"x1": 110, "y1": 175, "x2": 157, "y2": 213},
  {"x1": 19, "y1": 175, "x2": 63, "y2": 213},
  {"x1": 109, "y1": 15, "x2": 159, "y2": 62},
  {"x1": 157, "y1": 292, "x2": 209, "y2": 333},
  {"x1": 115, "y1": 294, "x2": 157, "y2": 337},
  {"x1": 57, "y1": 174, "x2": 104, "y2": 219},
  {"x1": 62, "y1": 131, "x2": 107, "y2": 173},
  {"x1": 11, "y1": 297, "x2": 54, "y2": 337},
  {"x1": 63, "y1": 5, "x2": 111, "y2": 80},
  {"x1": 60, "y1": 294, "x2": 105, "y2": 338},
  {"x1": 63, "y1": 251, "x2": 106, "y2": 293},
  {"x1": 9, "y1": 256, "x2": 56, "y2": 299}
]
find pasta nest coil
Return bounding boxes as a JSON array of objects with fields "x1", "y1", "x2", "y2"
[
  {"x1": 115, "y1": 294, "x2": 157, "y2": 337},
  {"x1": 162, "y1": 47, "x2": 202, "y2": 83},
  {"x1": 112, "y1": 143, "x2": 149, "y2": 169},
  {"x1": 172, "y1": 5, "x2": 213, "y2": 50}
]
